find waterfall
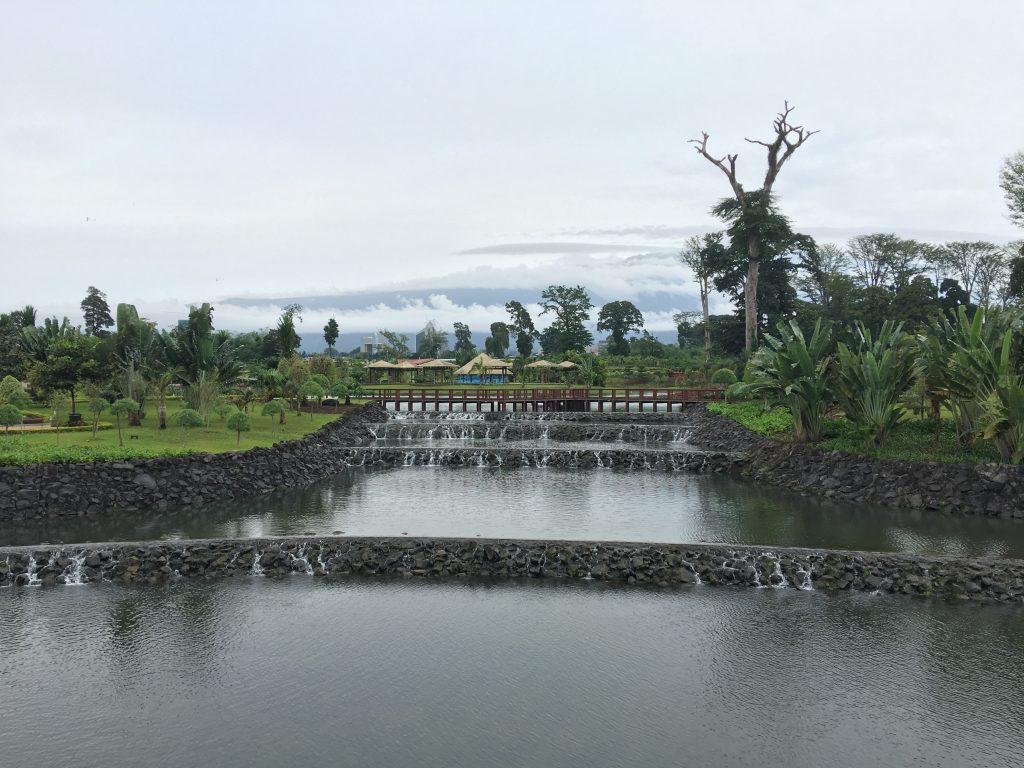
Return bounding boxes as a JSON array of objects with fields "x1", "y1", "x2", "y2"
[
  {"x1": 796, "y1": 565, "x2": 814, "y2": 591},
  {"x1": 60, "y1": 551, "x2": 87, "y2": 585},
  {"x1": 24, "y1": 554, "x2": 44, "y2": 586}
]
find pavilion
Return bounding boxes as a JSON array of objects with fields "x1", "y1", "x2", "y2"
[{"x1": 455, "y1": 353, "x2": 513, "y2": 384}]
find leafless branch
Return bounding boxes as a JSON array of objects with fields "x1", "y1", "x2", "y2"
[
  {"x1": 745, "y1": 101, "x2": 819, "y2": 192},
  {"x1": 688, "y1": 131, "x2": 743, "y2": 200}
]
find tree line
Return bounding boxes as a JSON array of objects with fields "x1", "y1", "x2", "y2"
[
  {"x1": 0, "y1": 288, "x2": 366, "y2": 432},
  {"x1": 683, "y1": 103, "x2": 1024, "y2": 359}
]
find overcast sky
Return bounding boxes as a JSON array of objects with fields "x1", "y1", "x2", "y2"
[{"x1": 3, "y1": 1, "x2": 1022, "y2": 334}]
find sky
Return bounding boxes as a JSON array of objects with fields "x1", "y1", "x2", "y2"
[{"x1": 2, "y1": 1, "x2": 1022, "y2": 339}]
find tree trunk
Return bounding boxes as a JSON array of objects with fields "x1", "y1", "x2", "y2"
[
  {"x1": 700, "y1": 284, "x2": 711, "y2": 363},
  {"x1": 744, "y1": 235, "x2": 762, "y2": 351},
  {"x1": 159, "y1": 403, "x2": 166, "y2": 429}
]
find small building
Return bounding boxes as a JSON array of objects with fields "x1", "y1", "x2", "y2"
[
  {"x1": 455, "y1": 353, "x2": 513, "y2": 385},
  {"x1": 361, "y1": 335, "x2": 385, "y2": 356},
  {"x1": 366, "y1": 359, "x2": 400, "y2": 383}
]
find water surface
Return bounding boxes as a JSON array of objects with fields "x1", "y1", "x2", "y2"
[
  {"x1": 2, "y1": 578, "x2": 1022, "y2": 768},
  {"x1": 4, "y1": 466, "x2": 1023, "y2": 558}
]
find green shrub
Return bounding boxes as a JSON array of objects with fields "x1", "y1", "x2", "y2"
[
  {"x1": 226, "y1": 410, "x2": 252, "y2": 447},
  {"x1": 708, "y1": 402, "x2": 792, "y2": 436},
  {"x1": 0, "y1": 443, "x2": 195, "y2": 466},
  {"x1": 710, "y1": 368, "x2": 737, "y2": 386}
]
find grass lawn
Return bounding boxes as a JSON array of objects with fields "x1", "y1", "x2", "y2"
[
  {"x1": 0, "y1": 399, "x2": 345, "y2": 465},
  {"x1": 709, "y1": 401, "x2": 1001, "y2": 465}
]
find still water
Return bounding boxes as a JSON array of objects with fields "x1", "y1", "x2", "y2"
[
  {"x1": 4, "y1": 466, "x2": 1024, "y2": 558},
  {"x1": 2, "y1": 578, "x2": 1022, "y2": 768}
]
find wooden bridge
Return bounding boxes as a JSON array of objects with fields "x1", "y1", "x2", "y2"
[{"x1": 368, "y1": 387, "x2": 725, "y2": 412}]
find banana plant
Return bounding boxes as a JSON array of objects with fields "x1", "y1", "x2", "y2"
[
  {"x1": 974, "y1": 338, "x2": 1024, "y2": 463},
  {"x1": 833, "y1": 321, "x2": 919, "y2": 447},
  {"x1": 730, "y1": 319, "x2": 834, "y2": 442},
  {"x1": 921, "y1": 307, "x2": 1020, "y2": 443}
]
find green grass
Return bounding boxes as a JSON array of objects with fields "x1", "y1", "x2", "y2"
[
  {"x1": 0, "y1": 400, "x2": 344, "y2": 465},
  {"x1": 710, "y1": 401, "x2": 1002, "y2": 464},
  {"x1": 707, "y1": 402, "x2": 792, "y2": 437},
  {"x1": 818, "y1": 417, "x2": 1000, "y2": 464}
]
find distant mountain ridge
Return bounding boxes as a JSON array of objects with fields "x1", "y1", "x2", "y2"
[{"x1": 223, "y1": 286, "x2": 695, "y2": 315}]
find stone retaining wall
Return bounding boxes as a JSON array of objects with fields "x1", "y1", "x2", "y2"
[
  {"x1": 2, "y1": 535, "x2": 1022, "y2": 604},
  {"x1": 0, "y1": 404, "x2": 389, "y2": 521},
  {"x1": 687, "y1": 407, "x2": 1024, "y2": 518}
]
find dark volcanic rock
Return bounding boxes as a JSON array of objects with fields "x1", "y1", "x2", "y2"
[
  {"x1": 685, "y1": 406, "x2": 1024, "y2": 518},
  {"x1": 1, "y1": 535, "x2": 1022, "y2": 605}
]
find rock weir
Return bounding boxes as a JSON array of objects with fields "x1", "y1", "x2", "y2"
[
  {"x1": 337, "y1": 446, "x2": 739, "y2": 470},
  {"x1": 2, "y1": 536, "x2": 1023, "y2": 605}
]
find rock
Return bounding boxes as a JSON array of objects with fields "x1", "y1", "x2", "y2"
[{"x1": 133, "y1": 473, "x2": 157, "y2": 490}]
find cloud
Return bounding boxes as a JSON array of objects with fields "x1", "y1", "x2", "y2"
[
  {"x1": 455, "y1": 242, "x2": 654, "y2": 255},
  {"x1": 559, "y1": 223, "x2": 1007, "y2": 244},
  {"x1": 210, "y1": 251, "x2": 721, "y2": 333}
]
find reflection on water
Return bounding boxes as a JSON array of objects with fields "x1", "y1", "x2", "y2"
[
  {"x1": 3, "y1": 465, "x2": 1024, "y2": 558},
  {"x1": 1, "y1": 579, "x2": 1023, "y2": 768}
]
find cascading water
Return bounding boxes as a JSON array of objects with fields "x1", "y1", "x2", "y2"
[
  {"x1": 24, "y1": 554, "x2": 44, "y2": 586},
  {"x1": 250, "y1": 551, "x2": 265, "y2": 576},
  {"x1": 60, "y1": 551, "x2": 87, "y2": 585},
  {"x1": 368, "y1": 420, "x2": 696, "y2": 445}
]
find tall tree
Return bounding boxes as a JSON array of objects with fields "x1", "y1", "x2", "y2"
[
  {"x1": 538, "y1": 285, "x2": 594, "y2": 354},
  {"x1": 1004, "y1": 242, "x2": 1024, "y2": 303},
  {"x1": 690, "y1": 102, "x2": 818, "y2": 350},
  {"x1": 0, "y1": 314, "x2": 28, "y2": 379},
  {"x1": 276, "y1": 304, "x2": 303, "y2": 358},
  {"x1": 847, "y1": 234, "x2": 921, "y2": 289},
  {"x1": 709, "y1": 195, "x2": 806, "y2": 347},
  {"x1": 27, "y1": 331, "x2": 102, "y2": 414},
  {"x1": 938, "y1": 241, "x2": 1003, "y2": 305},
  {"x1": 678, "y1": 233, "x2": 727, "y2": 361},
  {"x1": 484, "y1": 322, "x2": 510, "y2": 357},
  {"x1": 596, "y1": 301, "x2": 645, "y2": 356},
  {"x1": 323, "y1": 317, "x2": 339, "y2": 356},
  {"x1": 377, "y1": 329, "x2": 411, "y2": 359},
  {"x1": 795, "y1": 242, "x2": 848, "y2": 306},
  {"x1": 505, "y1": 301, "x2": 537, "y2": 357},
  {"x1": 161, "y1": 303, "x2": 241, "y2": 413},
  {"x1": 417, "y1": 322, "x2": 449, "y2": 358},
  {"x1": 13, "y1": 305, "x2": 36, "y2": 327},
  {"x1": 452, "y1": 322, "x2": 475, "y2": 365},
  {"x1": 110, "y1": 303, "x2": 159, "y2": 422},
  {"x1": 80, "y1": 286, "x2": 114, "y2": 337},
  {"x1": 1000, "y1": 150, "x2": 1024, "y2": 229}
]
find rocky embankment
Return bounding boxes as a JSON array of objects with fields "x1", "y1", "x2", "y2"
[
  {"x1": 686, "y1": 406, "x2": 1023, "y2": 517},
  {"x1": 2, "y1": 535, "x2": 1023, "y2": 604},
  {"x1": 0, "y1": 403, "x2": 389, "y2": 521}
]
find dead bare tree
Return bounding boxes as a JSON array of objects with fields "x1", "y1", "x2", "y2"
[{"x1": 690, "y1": 102, "x2": 818, "y2": 350}]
